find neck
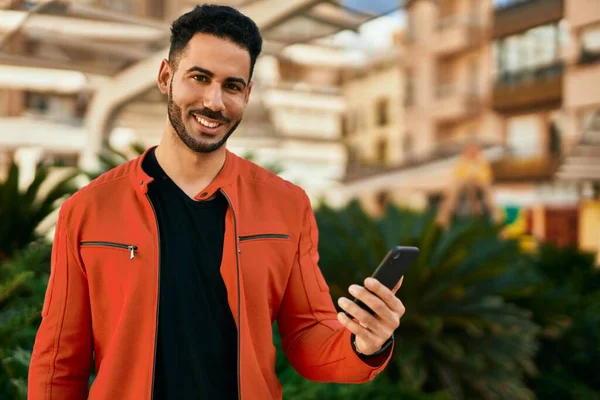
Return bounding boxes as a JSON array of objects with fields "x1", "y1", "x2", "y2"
[{"x1": 154, "y1": 128, "x2": 226, "y2": 197}]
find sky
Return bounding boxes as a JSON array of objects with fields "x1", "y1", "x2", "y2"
[
  {"x1": 330, "y1": 7, "x2": 406, "y2": 52},
  {"x1": 341, "y1": 0, "x2": 401, "y2": 15}
]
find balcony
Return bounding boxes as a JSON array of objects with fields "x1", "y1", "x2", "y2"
[
  {"x1": 491, "y1": 155, "x2": 561, "y2": 182},
  {"x1": 493, "y1": 0, "x2": 563, "y2": 38},
  {"x1": 493, "y1": 64, "x2": 563, "y2": 112},
  {"x1": 0, "y1": 116, "x2": 86, "y2": 152},
  {"x1": 434, "y1": 84, "x2": 483, "y2": 123},
  {"x1": 565, "y1": 0, "x2": 600, "y2": 31}
]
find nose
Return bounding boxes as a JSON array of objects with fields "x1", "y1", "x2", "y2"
[{"x1": 203, "y1": 84, "x2": 225, "y2": 113}]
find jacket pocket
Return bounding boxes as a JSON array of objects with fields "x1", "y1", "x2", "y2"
[
  {"x1": 239, "y1": 234, "x2": 291, "y2": 243},
  {"x1": 80, "y1": 241, "x2": 138, "y2": 260}
]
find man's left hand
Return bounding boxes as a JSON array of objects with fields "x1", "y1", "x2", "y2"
[{"x1": 336, "y1": 277, "x2": 405, "y2": 356}]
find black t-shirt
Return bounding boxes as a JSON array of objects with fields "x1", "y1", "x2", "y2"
[{"x1": 143, "y1": 149, "x2": 238, "y2": 399}]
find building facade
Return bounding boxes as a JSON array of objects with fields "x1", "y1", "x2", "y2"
[{"x1": 334, "y1": 0, "x2": 600, "y2": 260}]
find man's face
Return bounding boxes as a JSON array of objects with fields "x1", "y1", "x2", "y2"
[{"x1": 159, "y1": 33, "x2": 253, "y2": 153}]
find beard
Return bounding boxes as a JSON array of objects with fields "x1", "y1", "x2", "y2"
[{"x1": 167, "y1": 83, "x2": 241, "y2": 154}]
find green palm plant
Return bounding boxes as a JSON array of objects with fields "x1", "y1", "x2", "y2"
[
  {"x1": 0, "y1": 241, "x2": 52, "y2": 400},
  {"x1": 0, "y1": 163, "x2": 78, "y2": 263},
  {"x1": 516, "y1": 245, "x2": 600, "y2": 399},
  {"x1": 311, "y1": 201, "x2": 540, "y2": 400}
]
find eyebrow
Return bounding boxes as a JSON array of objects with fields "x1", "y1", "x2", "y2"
[{"x1": 186, "y1": 66, "x2": 247, "y2": 88}]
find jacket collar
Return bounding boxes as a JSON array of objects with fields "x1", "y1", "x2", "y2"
[{"x1": 132, "y1": 145, "x2": 240, "y2": 199}]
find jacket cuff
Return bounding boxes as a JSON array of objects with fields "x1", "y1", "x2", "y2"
[{"x1": 351, "y1": 333, "x2": 394, "y2": 366}]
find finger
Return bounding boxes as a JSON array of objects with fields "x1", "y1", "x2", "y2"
[
  {"x1": 364, "y1": 278, "x2": 406, "y2": 316},
  {"x1": 337, "y1": 297, "x2": 378, "y2": 330},
  {"x1": 337, "y1": 311, "x2": 373, "y2": 339},
  {"x1": 392, "y1": 276, "x2": 404, "y2": 294},
  {"x1": 348, "y1": 285, "x2": 396, "y2": 327}
]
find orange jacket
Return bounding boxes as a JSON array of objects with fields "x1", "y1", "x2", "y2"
[{"x1": 28, "y1": 148, "x2": 393, "y2": 400}]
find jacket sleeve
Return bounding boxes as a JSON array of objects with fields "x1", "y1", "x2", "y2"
[
  {"x1": 28, "y1": 202, "x2": 93, "y2": 399},
  {"x1": 276, "y1": 192, "x2": 393, "y2": 383}
]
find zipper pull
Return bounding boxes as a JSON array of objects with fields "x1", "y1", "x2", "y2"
[{"x1": 128, "y1": 245, "x2": 137, "y2": 260}]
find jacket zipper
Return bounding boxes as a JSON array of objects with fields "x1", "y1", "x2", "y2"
[
  {"x1": 146, "y1": 194, "x2": 161, "y2": 400},
  {"x1": 239, "y1": 234, "x2": 290, "y2": 242},
  {"x1": 80, "y1": 241, "x2": 138, "y2": 260},
  {"x1": 220, "y1": 189, "x2": 242, "y2": 400}
]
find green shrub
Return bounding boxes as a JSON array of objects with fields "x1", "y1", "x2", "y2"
[
  {"x1": 0, "y1": 242, "x2": 52, "y2": 400},
  {"x1": 306, "y1": 201, "x2": 539, "y2": 400}
]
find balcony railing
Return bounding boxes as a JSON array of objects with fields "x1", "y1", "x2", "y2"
[
  {"x1": 491, "y1": 155, "x2": 562, "y2": 182},
  {"x1": 496, "y1": 62, "x2": 563, "y2": 86},
  {"x1": 493, "y1": 63, "x2": 563, "y2": 111}
]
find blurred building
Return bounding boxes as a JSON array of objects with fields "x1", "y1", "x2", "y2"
[
  {"x1": 330, "y1": 0, "x2": 503, "y2": 213},
  {"x1": 560, "y1": 0, "x2": 600, "y2": 262},
  {"x1": 490, "y1": 0, "x2": 600, "y2": 255},
  {"x1": 333, "y1": 0, "x2": 600, "y2": 259},
  {"x1": 340, "y1": 43, "x2": 405, "y2": 213}
]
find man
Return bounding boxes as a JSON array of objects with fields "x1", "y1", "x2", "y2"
[{"x1": 28, "y1": 5, "x2": 405, "y2": 399}]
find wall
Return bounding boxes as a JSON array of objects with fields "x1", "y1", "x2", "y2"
[{"x1": 342, "y1": 60, "x2": 404, "y2": 164}]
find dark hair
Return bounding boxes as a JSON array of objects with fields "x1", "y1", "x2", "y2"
[{"x1": 169, "y1": 4, "x2": 263, "y2": 79}]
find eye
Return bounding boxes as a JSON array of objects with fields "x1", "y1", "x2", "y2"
[
  {"x1": 193, "y1": 75, "x2": 209, "y2": 82},
  {"x1": 226, "y1": 84, "x2": 241, "y2": 91}
]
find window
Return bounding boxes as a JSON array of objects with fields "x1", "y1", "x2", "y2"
[
  {"x1": 581, "y1": 24, "x2": 600, "y2": 52},
  {"x1": 376, "y1": 98, "x2": 389, "y2": 126},
  {"x1": 403, "y1": 134, "x2": 414, "y2": 161},
  {"x1": 376, "y1": 138, "x2": 388, "y2": 164},
  {"x1": 507, "y1": 116, "x2": 543, "y2": 157},
  {"x1": 405, "y1": 70, "x2": 414, "y2": 106},
  {"x1": 341, "y1": 113, "x2": 354, "y2": 137},
  {"x1": 25, "y1": 92, "x2": 79, "y2": 122},
  {"x1": 495, "y1": 23, "x2": 564, "y2": 82},
  {"x1": 341, "y1": 115, "x2": 348, "y2": 137},
  {"x1": 580, "y1": 23, "x2": 600, "y2": 64}
]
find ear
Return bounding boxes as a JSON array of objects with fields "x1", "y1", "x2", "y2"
[
  {"x1": 244, "y1": 81, "x2": 254, "y2": 106},
  {"x1": 157, "y1": 59, "x2": 173, "y2": 95}
]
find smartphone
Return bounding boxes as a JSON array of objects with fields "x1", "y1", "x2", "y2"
[{"x1": 350, "y1": 246, "x2": 419, "y2": 315}]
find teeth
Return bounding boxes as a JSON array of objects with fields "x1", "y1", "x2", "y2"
[{"x1": 195, "y1": 116, "x2": 220, "y2": 128}]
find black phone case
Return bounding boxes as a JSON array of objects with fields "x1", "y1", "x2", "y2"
[{"x1": 350, "y1": 246, "x2": 419, "y2": 316}]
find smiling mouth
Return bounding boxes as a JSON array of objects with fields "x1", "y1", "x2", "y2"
[{"x1": 194, "y1": 114, "x2": 224, "y2": 129}]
